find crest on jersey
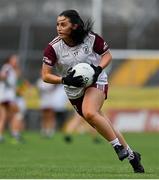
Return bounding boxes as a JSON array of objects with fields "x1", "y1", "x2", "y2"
[{"x1": 82, "y1": 45, "x2": 89, "y2": 54}]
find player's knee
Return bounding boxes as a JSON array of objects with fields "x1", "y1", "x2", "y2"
[{"x1": 83, "y1": 110, "x2": 97, "y2": 126}]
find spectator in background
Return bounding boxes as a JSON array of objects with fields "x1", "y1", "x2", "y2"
[
  {"x1": 0, "y1": 54, "x2": 25, "y2": 143},
  {"x1": 41, "y1": 9, "x2": 144, "y2": 173}
]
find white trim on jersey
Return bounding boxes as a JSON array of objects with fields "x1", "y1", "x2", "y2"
[{"x1": 49, "y1": 36, "x2": 61, "y2": 46}]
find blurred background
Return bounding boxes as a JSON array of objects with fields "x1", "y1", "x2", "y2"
[{"x1": 0, "y1": 0, "x2": 159, "y2": 135}]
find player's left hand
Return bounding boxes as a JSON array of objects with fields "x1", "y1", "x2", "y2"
[{"x1": 90, "y1": 64, "x2": 102, "y2": 84}]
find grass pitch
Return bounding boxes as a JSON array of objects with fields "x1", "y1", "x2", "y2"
[{"x1": 0, "y1": 132, "x2": 159, "y2": 179}]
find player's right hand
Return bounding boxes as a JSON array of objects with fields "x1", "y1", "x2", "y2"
[{"x1": 62, "y1": 70, "x2": 84, "y2": 87}]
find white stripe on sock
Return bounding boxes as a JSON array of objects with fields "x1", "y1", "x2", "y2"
[{"x1": 109, "y1": 138, "x2": 121, "y2": 147}]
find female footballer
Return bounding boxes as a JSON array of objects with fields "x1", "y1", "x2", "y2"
[{"x1": 41, "y1": 9, "x2": 144, "y2": 173}]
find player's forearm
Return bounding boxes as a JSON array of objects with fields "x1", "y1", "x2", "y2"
[
  {"x1": 99, "y1": 51, "x2": 112, "y2": 69},
  {"x1": 42, "y1": 73, "x2": 62, "y2": 84},
  {"x1": 42, "y1": 63, "x2": 62, "y2": 84}
]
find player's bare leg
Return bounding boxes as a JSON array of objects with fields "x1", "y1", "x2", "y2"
[
  {"x1": 10, "y1": 113, "x2": 24, "y2": 142},
  {"x1": 41, "y1": 108, "x2": 56, "y2": 138},
  {"x1": 8, "y1": 104, "x2": 24, "y2": 142},
  {"x1": 64, "y1": 113, "x2": 82, "y2": 133},
  {"x1": 63, "y1": 112, "x2": 82, "y2": 142},
  {"x1": 102, "y1": 112, "x2": 128, "y2": 147},
  {"x1": 82, "y1": 87, "x2": 128, "y2": 161},
  {"x1": 103, "y1": 112, "x2": 145, "y2": 173},
  {"x1": 0, "y1": 105, "x2": 6, "y2": 142},
  {"x1": 64, "y1": 112, "x2": 101, "y2": 143}
]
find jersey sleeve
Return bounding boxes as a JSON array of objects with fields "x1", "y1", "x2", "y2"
[
  {"x1": 93, "y1": 33, "x2": 109, "y2": 55},
  {"x1": 43, "y1": 44, "x2": 57, "y2": 66}
]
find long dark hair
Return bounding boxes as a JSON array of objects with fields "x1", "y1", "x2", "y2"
[{"x1": 59, "y1": 10, "x2": 93, "y2": 45}]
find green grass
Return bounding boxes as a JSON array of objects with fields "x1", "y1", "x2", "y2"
[{"x1": 0, "y1": 132, "x2": 159, "y2": 178}]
